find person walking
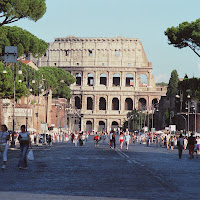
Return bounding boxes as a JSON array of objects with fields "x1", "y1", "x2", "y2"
[
  {"x1": 188, "y1": 133, "x2": 195, "y2": 159},
  {"x1": 177, "y1": 134, "x2": 184, "y2": 159},
  {"x1": 119, "y1": 132, "x2": 124, "y2": 149},
  {"x1": 17, "y1": 125, "x2": 32, "y2": 169},
  {"x1": 124, "y1": 132, "x2": 131, "y2": 150},
  {"x1": 0, "y1": 125, "x2": 10, "y2": 169},
  {"x1": 166, "y1": 133, "x2": 170, "y2": 150},
  {"x1": 73, "y1": 132, "x2": 79, "y2": 147},
  {"x1": 170, "y1": 136, "x2": 174, "y2": 151},
  {"x1": 112, "y1": 131, "x2": 116, "y2": 149},
  {"x1": 109, "y1": 131, "x2": 113, "y2": 149}
]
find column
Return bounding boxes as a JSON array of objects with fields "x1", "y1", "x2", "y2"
[
  {"x1": 82, "y1": 71, "x2": 87, "y2": 86},
  {"x1": 121, "y1": 72, "x2": 126, "y2": 87},
  {"x1": 135, "y1": 72, "x2": 138, "y2": 88}
]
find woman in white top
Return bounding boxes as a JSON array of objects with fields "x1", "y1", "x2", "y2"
[
  {"x1": 17, "y1": 125, "x2": 32, "y2": 169},
  {"x1": 0, "y1": 125, "x2": 10, "y2": 169}
]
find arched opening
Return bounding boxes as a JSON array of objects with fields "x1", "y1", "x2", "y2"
[
  {"x1": 152, "y1": 98, "x2": 158, "y2": 108},
  {"x1": 138, "y1": 98, "x2": 147, "y2": 110},
  {"x1": 126, "y1": 74, "x2": 134, "y2": 87},
  {"x1": 76, "y1": 73, "x2": 81, "y2": 86},
  {"x1": 98, "y1": 121, "x2": 105, "y2": 131},
  {"x1": 111, "y1": 121, "x2": 119, "y2": 131},
  {"x1": 125, "y1": 98, "x2": 133, "y2": 110},
  {"x1": 113, "y1": 73, "x2": 120, "y2": 86},
  {"x1": 139, "y1": 74, "x2": 147, "y2": 87},
  {"x1": 86, "y1": 121, "x2": 92, "y2": 133},
  {"x1": 75, "y1": 96, "x2": 81, "y2": 109},
  {"x1": 99, "y1": 97, "x2": 106, "y2": 110},
  {"x1": 112, "y1": 98, "x2": 119, "y2": 110},
  {"x1": 87, "y1": 73, "x2": 94, "y2": 86},
  {"x1": 100, "y1": 73, "x2": 107, "y2": 86},
  {"x1": 87, "y1": 97, "x2": 93, "y2": 110}
]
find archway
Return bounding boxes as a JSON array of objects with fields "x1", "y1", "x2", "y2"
[
  {"x1": 87, "y1": 73, "x2": 94, "y2": 86},
  {"x1": 111, "y1": 121, "x2": 119, "y2": 131},
  {"x1": 100, "y1": 73, "x2": 107, "y2": 86},
  {"x1": 99, "y1": 97, "x2": 106, "y2": 110},
  {"x1": 125, "y1": 98, "x2": 133, "y2": 110},
  {"x1": 139, "y1": 74, "x2": 147, "y2": 87},
  {"x1": 76, "y1": 73, "x2": 81, "y2": 86},
  {"x1": 75, "y1": 96, "x2": 81, "y2": 109},
  {"x1": 98, "y1": 121, "x2": 105, "y2": 132},
  {"x1": 138, "y1": 98, "x2": 147, "y2": 110},
  {"x1": 113, "y1": 73, "x2": 120, "y2": 86},
  {"x1": 86, "y1": 121, "x2": 92, "y2": 133},
  {"x1": 112, "y1": 98, "x2": 119, "y2": 110},
  {"x1": 126, "y1": 74, "x2": 134, "y2": 87},
  {"x1": 87, "y1": 97, "x2": 93, "y2": 110}
]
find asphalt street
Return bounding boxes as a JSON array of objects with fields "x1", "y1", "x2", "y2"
[{"x1": 0, "y1": 137, "x2": 199, "y2": 200}]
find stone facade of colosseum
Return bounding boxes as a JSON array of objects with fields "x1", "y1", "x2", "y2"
[{"x1": 37, "y1": 36, "x2": 166, "y2": 132}]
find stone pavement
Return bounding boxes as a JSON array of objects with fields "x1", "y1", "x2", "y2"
[{"x1": 0, "y1": 137, "x2": 199, "y2": 200}]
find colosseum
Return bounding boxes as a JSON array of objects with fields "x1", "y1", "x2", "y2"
[{"x1": 37, "y1": 36, "x2": 166, "y2": 132}]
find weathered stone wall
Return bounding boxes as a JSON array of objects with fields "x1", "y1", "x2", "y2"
[{"x1": 38, "y1": 36, "x2": 166, "y2": 132}]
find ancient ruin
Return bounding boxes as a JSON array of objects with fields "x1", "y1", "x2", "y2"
[{"x1": 37, "y1": 36, "x2": 166, "y2": 132}]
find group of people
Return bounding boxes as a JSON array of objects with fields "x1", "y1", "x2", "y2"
[
  {"x1": 0, "y1": 124, "x2": 32, "y2": 170},
  {"x1": 145, "y1": 132, "x2": 200, "y2": 159},
  {"x1": 71, "y1": 132, "x2": 89, "y2": 147}
]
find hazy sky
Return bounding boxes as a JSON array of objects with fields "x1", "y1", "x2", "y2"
[{"x1": 13, "y1": 0, "x2": 200, "y2": 83}]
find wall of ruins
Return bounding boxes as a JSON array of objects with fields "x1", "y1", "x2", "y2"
[{"x1": 38, "y1": 36, "x2": 166, "y2": 132}]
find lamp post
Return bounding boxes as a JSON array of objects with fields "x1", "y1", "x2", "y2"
[
  {"x1": 3, "y1": 46, "x2": 17, "y2": 147},
  {"x1": 18, "y1": 64, "x2": 35, "y2": 131}
]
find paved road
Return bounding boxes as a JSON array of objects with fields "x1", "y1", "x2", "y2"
[{"x1": 0, "y1": 137, "x2": 199, "y2": 200}]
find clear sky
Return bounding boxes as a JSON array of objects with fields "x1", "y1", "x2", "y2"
[{"x1": 12, "y1": 0, "x2": 200, "y2": 83}]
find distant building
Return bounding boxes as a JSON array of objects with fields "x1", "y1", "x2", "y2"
[{"x1": 37, "y1": 36, "x2": 166, "y2": 132}]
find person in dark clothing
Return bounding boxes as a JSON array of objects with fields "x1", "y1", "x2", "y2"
[
  {"x1": 112, "y1": 132, "x2": 116, "y2": 148},
  {"x1": 188, "y1": 133, "x2": 195, "y2": 159}
]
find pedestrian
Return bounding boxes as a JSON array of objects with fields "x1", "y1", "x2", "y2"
[
  {"x1": 166, "y1": 133, "x2": 170, "y2": 150},
  {"x1": 109, "y1": 131, "x2": 113, "y2": 148},
  {"x1": 188, "y1": 133, "x2": 195, "y2": 159},
  {"x1": 17, "y1": 125, "x2": 32, "y2": 169},
  {"x1": 94, "y1": 133, "x2": 99, "y2": 148},
  {"x1": 177, "y1": 134, "x2": 184, "y2": 159},
  {"x1": 48, "y1": 134, "x2": 52, "y2": 146},
  {"x1": 184, "y1": 137, "x2": 188, "y2": 150},
  {"x1": 119, "y1": 132, "x2": 124, "y2": 149},
  {"x1": 194, "y1": 141, "x2": 198, "y2": 158},
  {"x1": 170, "y1": 136, "x2": 174, "y2": 151},
  {"x1": 124, "y1": 132, "x2": 131, "y2": 150},
  {"x1": 0, "y1": 125, "x2": 10, "y2": 169},
  {"x1": 196, "y1": 136, "x2": 200, "y2": 155},
  {"x1": 73, "y1": 132, "x2": 79, "y2": 147},
  {"x1": 112, "y1": 131, "x2": 116, "y2": 149}
]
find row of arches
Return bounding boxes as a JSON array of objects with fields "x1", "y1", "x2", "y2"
[
  {"x1": 86, "y1": 121, "x2": 119, "y2": 132},
  {"x1": 76, "y1": 73, "x2": 147, "y2": 87},
  {"x1": 75, "y1": 96, "x2": 158, "y2": 111}
]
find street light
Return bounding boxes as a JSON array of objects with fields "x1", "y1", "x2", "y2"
[{"x1": 18, "y1": 63, "x2": 35, "y2": 131}]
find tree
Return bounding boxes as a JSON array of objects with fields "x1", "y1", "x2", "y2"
[
  {"x1": 0, "y1": 26, "x2": 48, "y2": 57},
  {"x1": 0, "y1": 62, "x2": 76, "y2": 100},
  {"x1": 0, "y1": 62, "x2": 27, "y2": 99},
  {"x1": 38, "y1": 66, "x2": 76, "y2": 99},
  {"x1": 156, "y1": 82, "x2": 168, "y2": 86},
  {"x1": 165, "y1": 19, "x2": 200, "y2": 57},
  {"x1": 0, "y1": 0, "x2": 46, "y2": 27},
  {"x1": 167, "y1": 70, "x2": 179, "y2": 97}
]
